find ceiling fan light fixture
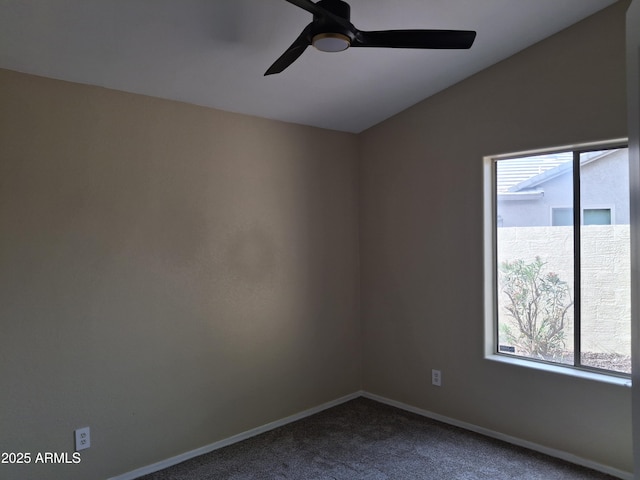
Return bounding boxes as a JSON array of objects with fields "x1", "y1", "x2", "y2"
[
  {"x1": 264, "y1": 0, "x2": 476, "y2": 76},
  {"x1": 312, "y1": 32, "x2": 351, "y2": 52}
]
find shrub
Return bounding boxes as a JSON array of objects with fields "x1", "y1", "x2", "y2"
[{"x1": 499, "y1": 257, "x2": 573, "y2": 360}]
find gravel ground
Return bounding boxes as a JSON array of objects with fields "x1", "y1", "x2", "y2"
[
  {"x1": 555, "y1": 352, "x2": 631, "y2": 374},
  {"x1": 579, "y1": 352, "x2": 631, "y2": 374}
]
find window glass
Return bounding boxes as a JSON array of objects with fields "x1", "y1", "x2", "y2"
[
  {"x1": 552, "y1": 208, "x2": 573, "y2": 226},
  {"x1": 579, "y1": 150, "x2": 630, "y2": 373},
  {"x1": 583, "y1": 208, "x2": 611, "y2": 225},
  {"x1": 492, "y1": 145, "x2": 630, "y2": 375},
  {"x1": 496, "y1": 154, "x2": 574, "y2": 365}
]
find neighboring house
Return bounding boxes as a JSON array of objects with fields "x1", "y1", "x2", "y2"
[{"x1": 497, "y1": 149, "x2": 629, "y2": 227}]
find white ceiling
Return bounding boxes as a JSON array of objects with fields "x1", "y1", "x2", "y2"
[{"x1": 0, "y1": 0, "x2": 617, "y2": 133}]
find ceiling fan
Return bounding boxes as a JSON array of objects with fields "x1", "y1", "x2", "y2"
[{"x1": 265, "y1": 0, "x2": 477, "y2": 75}]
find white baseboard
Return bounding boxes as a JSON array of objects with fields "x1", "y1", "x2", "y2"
[
  {"x1": 108, "y1": 392, "x2": 361, "y2": 480},
  {"x1": 360, "y1": 391, "x2": 633, "y2": 480},
  {"x1": 111, "y1": 390, "x2": 632, "y2": 480}
]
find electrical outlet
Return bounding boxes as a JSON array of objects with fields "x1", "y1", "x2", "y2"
[
  {"x1": 75, "y1": 427, "x2": 90, "y2": 451},
  {"x1": 431, "y1": 369, "x2": 442, "y2": 387}
]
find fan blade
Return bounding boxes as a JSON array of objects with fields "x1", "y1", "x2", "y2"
[
  {"x1": 353, "y1": 30, "x2": 476, "y2": 49},
  {"x1": 284, "y1": 0, "x2": 326, "y2": 17},
  {"x1": 283, "y1": 0, "x2": 352, "y2": 30},
  {"x1": 265, "y1": 24, "x2": 313, "y2": 75}
]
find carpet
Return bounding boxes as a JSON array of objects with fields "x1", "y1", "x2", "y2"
[{"x1": 137, "y1": 397, "x2": 619, "y2": 480}]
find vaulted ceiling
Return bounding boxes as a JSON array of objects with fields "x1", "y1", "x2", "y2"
[{"x1": 0, "y1": 0, "x2": 617, "y2": 132}]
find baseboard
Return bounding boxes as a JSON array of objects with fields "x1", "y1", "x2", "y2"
[
  {"x1": 108, "y1": 391, "x2": 361, "y2": 480},
  {"x1": 360, "y1": 391, "x2": 633, "y2": 480},
  {"x1": 111, "y1": 390, "x2": 632, "y2": 480}
]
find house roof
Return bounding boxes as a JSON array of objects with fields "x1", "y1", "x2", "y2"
[
  {"x1": 496, "y1": 153, "x2": 572, "y2": 193},
  {"x1": 497, "y1": 149, "x2": 619, "y2": 194}
]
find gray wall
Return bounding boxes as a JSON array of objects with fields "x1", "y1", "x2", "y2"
[
  {"x1": 0, "y1": 69, "x2": 361, "y2": 480},
  {"x1": 359, "y1": 0, "x2": 631, "y2": 474},
  {"x1": 581, "y1": 150, "x2": 631, "y2": 223},
  {"x1": 498, "y1": 149, "x2": 630, "y2": 227}
]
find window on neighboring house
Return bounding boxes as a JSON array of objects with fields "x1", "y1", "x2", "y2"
[
  {"x1": 552, "y1": 207, "x2": 612, "y2": 226},
  {"x1": 485, "y1": 142, "x2": 630, "y2": 376},
  {"x1": 583, "y1": 208, "x2": 612, "y2": 225},
  {"x1": 551, "y1": 207, "x2": 573, "y2": 226}
]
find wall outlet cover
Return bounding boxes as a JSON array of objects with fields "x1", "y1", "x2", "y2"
[{"x1": 75, "y1": 427, "x2": 90, "y2": 451}]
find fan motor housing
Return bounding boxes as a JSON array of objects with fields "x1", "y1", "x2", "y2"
[{"x1": 312, "y1": 0, "x2": 354, "y2": 45}]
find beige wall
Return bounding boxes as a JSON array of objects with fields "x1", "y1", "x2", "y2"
[
  {"x1": 360, "y1": 0, "x2": 632, "y2": 474},
  {"x1": 1, "y1": 1, "x2": 636, "y2": 479},
  {"x1": 0, "y1": 69, "x2": 360, "y2": 480}
]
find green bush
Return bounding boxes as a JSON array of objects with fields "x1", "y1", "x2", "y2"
[{"x1": 499, "y1": 257, "x2": 573, "y2": 360}]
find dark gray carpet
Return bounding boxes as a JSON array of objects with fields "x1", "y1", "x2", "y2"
[{"x1": 137, "y1": 397, "x2": 619, "y2": 480}]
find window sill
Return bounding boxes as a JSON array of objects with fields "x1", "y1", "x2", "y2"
[{"x1": 485, "y1": 353, "x2": 632, "y2": 387}]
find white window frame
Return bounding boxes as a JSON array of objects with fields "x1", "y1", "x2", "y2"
[{"x1": 483, "y1": 139, "x2": 631, "y2": 386}]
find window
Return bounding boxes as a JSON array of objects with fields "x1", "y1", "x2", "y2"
[
  {"x1": 552, "y1": 207, "x2": 612, "y2": 226},
  {"x1": 485, "y1": 142, "x2": 630, "y2": 376},
  {"x1": 583, "y1": 208, "x2": 611, "y2": 225},
  {"x1": 551, "y1": 207, "x2": 573, "y2": 226}
]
